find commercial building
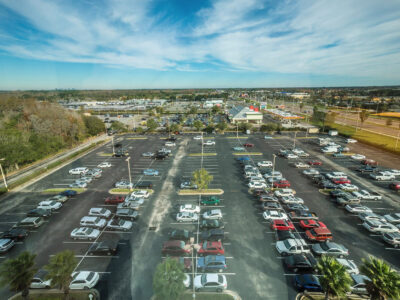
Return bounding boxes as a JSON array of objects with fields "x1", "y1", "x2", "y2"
[{"x1": 228, "y1": 106, "x2": 263, "y2": 124}]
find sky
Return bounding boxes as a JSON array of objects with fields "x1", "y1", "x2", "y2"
[{"x1": 0, "y1": 0, "x2": 400, "y2": 90}]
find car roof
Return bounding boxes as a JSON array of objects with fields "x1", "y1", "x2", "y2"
[
  {"x1": 205, "y1": 273, "x2": 219, "y2": 282},
  {"x1": 313, "y1": 227, "x2": 331, "y2": 234},
  {"x1": 351, "y1": 274, "x2": 370, "y2": 284},
  {"x1": 33, "y1": 269, "x2": 48, "y2": 280},
  {"x1": 73, "y1": 271, "x2": 91, "y2": 280}
]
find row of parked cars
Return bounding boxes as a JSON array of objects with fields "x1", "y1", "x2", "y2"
[{"x1": 68, "y1": 166, "x2": 107, "y2": 188}]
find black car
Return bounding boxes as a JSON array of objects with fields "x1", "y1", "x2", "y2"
[
  {"x1": 276, "y1": 230, "x2": 302, "y2": 241},
  {"x1": 260, "y1": 201, "x2": 283, "y2": 211},
  {"x1": 169, "y1": 229, "x2": 194, "y2": 241},
  {"x1": 154, "y1": 153, "x2": 168, "y2": 160},
  {"x1": 329, "y1": 190, "x2": 348, "y2": 198},
  {"x1": 312, "y1": 175, "x2": 326, "y2": 184},
  {"x1": 357, "y1": 166, "x2": 378, "y2": 173},
  {"x1": 88, "y1": 240, "x2": 118, "y2": 256},
  {"x1": 166, "y1": 137, "x2": 177, "y2": 142},
  {"x1": 200, "y1": 229, "x2": 224, "y2": 241},
  {"x1": 0, "y1": 228, "x2": 28, "y2": 241},
  {"x1": 136, "y1": 181, "x2": 153, "y2": 189},
  {"x1": 284, "y1": 253, "x2": 318, "y2": 273},
  {"x1": 319, "y1": 180, "x2": 337, "y2": 189},
  {"x1": 199, "y1": 219, "x2": 224, "y2": 230},
  {"x1": 27, "y1": 208, "x2": 52, "y2": 218}
]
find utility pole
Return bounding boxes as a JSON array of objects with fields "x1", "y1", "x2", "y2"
[
  {"x1": 396, "y1": 125, "x2": 400, "y2": 151},
  {"x1": 112, "y1": 135, "x2": 115, "y2": 155},
  {"x1": 126, "y1": 157, "x2": 133, "y2": 192},
  {"x1": 271, "y1": 154, "x2": 276, "y2": 189},
  {"x1": 0, "y1": 158, "x2": 8, "y2": 190},
  {"x1": 293, "y1": 131, "x2": 297, "y2": 149},
  {"x1": 236, "y1": 122, "x2": 239, "y2": 138}
]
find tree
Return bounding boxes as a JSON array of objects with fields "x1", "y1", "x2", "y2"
[
  {"x1": 299, "y1": 102, "x2": 304, "y2": 111},
  {"x1": 135, "y1": 126, "x2": 144, "y2": 134},
  {"x1": 153, "y1": 258, "x2": 185, "y2": 300},
  {"x1": 360, "y1": 256, "x2": 400, "y2": 300},
  {"x1": 216, "y1": 121, "x2": 228, "y2": 132},
  {"x1": 169, "y1": 123, "x2": 181, "y2": 134},
  {"x1": 317, "y1": 256, "x2": 352, "y2": 300},
  {"x1": 146, "y1": 118, "x2": 158, "y2": 132},
  {"x1": 82, "y1": 115, "x2": 105, "y2": 136},
  {"x1": 110, "y1": 120, "x2": 128, "y2": 133},
  {"x1": 189, "y1": 106, "x2": 198, "y2": 115},
  {"x1": 211, "y1": 105, "x2": 221, "y2": 115},
  {"x1": 193, "y1": 120, "x2": 204, "y2": 131},
  {"x1": 45, "y1": 250, "x2": 77, "y2": 300},
  {"x1": 238, "y1": 122, "x2": 253, "y2": 133},
  {"x1": 192, "y1": 168, "x2": 213, "y2": 190},
  {"x1": 0, "y1": 251, "x2": 37, "y2": 300},
  {"x1": 204, "y1": 124, "x2": 215, "y2": 134},
  {"x1": 260, "y1": 123, "x2": 277, "y2": 132},
  {"x1": 359, "y1": 110, "x2": 370, "y2": 125}
]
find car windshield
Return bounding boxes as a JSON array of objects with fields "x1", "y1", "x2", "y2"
[
  {"x1": 87, "y1": 272, "x2": 95, "y2": 281},
  {"x1": 283, "y1": 240, "x2": 292, "y2": 249},
  {"x1": 201, "y1": 274, "x2": 207, "y2": 285},
  {"x1": 86, "y1": 228, "x2": 93, "y2": 234},
  {"x1": 320, "y1": 243, "x2": 329, "y2": 251}
]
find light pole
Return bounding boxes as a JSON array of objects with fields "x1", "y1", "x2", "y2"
[
  {"x1": 236, "y1": 122, "x2": 239, "y2": 138},
  {"x1": 395, "y1": 125, "x2": 400, "y2": 151},
  {"x1": 293, "y1": 131, "x2": 297, "y2": 149},
  {"x1": 0, "y1": 158, "x2": 8, "y2": 191},
  {"x1": 271, "y1": 154, "x2": 277, "y2": 189},
  {"x1": 111, "y1": 135, "x2": 115, "y2": 155},
  {"x1": 126, "y1": 157, "x2": 133, "y2": 192}
]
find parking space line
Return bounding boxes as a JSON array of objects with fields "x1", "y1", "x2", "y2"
[
  {"x1": 63, "y1": 241, "x2": 95, "y2": 244},
  {"x1": 0, "y1": 221, "x2": 17, "y2": 224},
  {"x1": 102, "y1": 231, "x2": 133, "y2": 233},
  {"x1": 385, "y1": 248, "x2": 400, "y2": 251},
  {"x1": 73, "y1": 255, "x2": 120, "y2": 258}
]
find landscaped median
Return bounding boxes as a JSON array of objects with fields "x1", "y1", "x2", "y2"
[
  {"x1": 232, "y1": 152, "x2": 263, "y2": 156},
  {"x1": 318, "y1": 189, "x2": 332, "y2": 195},
  {"x1": 42, "y1": 188, "x2": 86, "y2": 194},
  {"x1": 153, "y1": 290, "x2": 240, "y2": 300},
  {"x1": 178, "y1": 189, "x2": 224, "y2": 195},
  {"x1": 226, "y1": 136, "x2": 248, "y2": 139},
  {"x1": 97, "y1": 152, "x2": 114, "y2": 156},
  {"x1": 189, "y1": 153, "x2": 217, "y2": 157},
  {"x1": 127, "y1": 137, "x2": 148, "y2": 140},
  {"x1": 109, "y1": 188, "x2": 154, "y2": 195},
  {"x1": 296, "y1": 291, "x2": 368, "y2": 300},
  {"x1": 10, "y1": 289, "x2": 100, "y2": 300}
]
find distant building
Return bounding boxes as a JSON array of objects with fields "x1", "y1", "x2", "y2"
[
  {"x1": 228, "y1": 106, "x2": 263, "y2": 124},
  {"x1": 203, "y1": 99, "x2": 224, "y2": 108}
]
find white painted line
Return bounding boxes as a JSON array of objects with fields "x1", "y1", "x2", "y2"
[
  {"x1": 63, "y1": 241, "x2": 95, "y2": 244},
  {"x1": 53, "y1": 183, "x2": 70, "y2": 186},
  {"x1": 385, "y1": 248, "x2": 400, "y2": 251},
  {"x1": 0, "y1": 221, "x2": 18, "y2": 224},
  {"x1": 102, "y1": 231, "x2": 133, "y2": 234},
  {"x1": 75, "y1": 255, "x2": 120, "y2": 258},
  {"x1": 369, "y1": 234, "x2": 382, "y2": 237}
]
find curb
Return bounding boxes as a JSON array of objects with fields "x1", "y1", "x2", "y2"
[
  {"x1": 178, "y1": 189, "x2": 224, "y2": 195},
  {"x1": 9, "y1": 288, "x2": 100, "y2": 300},
  {"x1": 151, "y1": 290, "x2": 241, "y2": 300}
]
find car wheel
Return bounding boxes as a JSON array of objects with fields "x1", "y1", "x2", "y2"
[
  {"x1": 84, "y1": 286, "x2": 89, "y2": 290},
  {"x1": 45, "y1": 285, "x2": 50, "y2": 289}
]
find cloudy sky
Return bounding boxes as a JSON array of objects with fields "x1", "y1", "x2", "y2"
[{"x1": 0, "y1": 0, "x2": 399, "y2": 89}]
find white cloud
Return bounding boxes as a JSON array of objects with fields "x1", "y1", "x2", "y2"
[{"x1": 0, "y1": 0, "x2": 399, "y2": 81}]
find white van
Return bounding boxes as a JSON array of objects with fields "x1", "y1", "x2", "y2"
[{"x1": 69, "y1": 167, "x2": 89, "y2": 175}]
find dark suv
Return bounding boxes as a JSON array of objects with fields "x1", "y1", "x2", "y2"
[
  {"x1": 200, "y1": 229, "x2": 224, "y2": 241},
  {"x1": 161, "y1": 240, "x2": 191, "y2": 256}
]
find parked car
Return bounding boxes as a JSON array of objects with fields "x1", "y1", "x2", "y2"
[
  {"x1": 294, "y1": 274, "x2": 322, "y2": 292},
  {"x1": 382, "y1": 232, "x2": 400, "y2": 248},
  {"x1": 200, "y1": 229, "x2": 224, "y2": 241},
  {"x1": 352, "y1": 190, "x2": 382, "y2": 200},
  {"x1": 351, "y1": 154, "x2": 366, "y2": 160},
  {"x1": 305, "y1": 228, "x2": 333, "y2": 242},
  {"x1": 143, "y1": 169, "x2": 159, "y2": 176},
  {"x1": 233, "y1": 146, "x2": 245, "y2": 151},
  {"x1": 70, "y1": 227, "x2": 100, "y2": 240},
  {"x1": 88, "y1": 240, "x2": 118, "y2": 256},
  {"x1": 369, "y1": 172, "x2": 395, "y2": 181},
  {"x1": 243, "y1": 143, "x2": 254, "y2": 147},
  {"x1": 276, "y1": 238, "x2": 310, "y2": 256},
  {"x1": 345, "y1": 204, "x2": 372, "y2": 214},
  {"x1": 169, "y1": 229, "x2": 194, "y2": 241},
  {"x1": 38, "y1": 200, "x2": 62, "y2": 211},
  {"x1": 162, "y1": 240, "x2": 191, "y2": 256},
  {"x1": 48, "y1": 195, "x2": 68, "y2": 203},
  {"x1": 180, "y1": 181, "x2": 198, "y2": 189},
  {"x1": 89, "y1": 208, "x2": 112, "y2": 218},
  {"x1": 273, "y1": 180, "x2": 291, "y2": 188},
  {"x1": 200, "y1": 219, "x2": 224, "y2": 229},
  {"x1": 0, "y1": 228, "x2": 28, "y2": 241},
  {"x1": 258, "y1": 161, "x2": 273, "y2": 167},
  {"x1": 299, "y1": 220, "x2": 326, "y2": 230},
  {"x1": 180, "y1": 204, "x2": 200, "y2": 214},
  {"x1": 197, "y1": 241, "x2": 224, "y2": 256},
  {"x1": 339, "y1": 184, "x2": 359, "y2": 192},
  {"x1": 15, "y1": 217, "x2": 44, "y2": 229},
  {"x1": 114, "y1": 180, "x2": 133, "y2": 189},
  {"x1": 311, "y1": 241, "x2": 349, "y2": 257},
  {"x1": 197, "y1": 255, "x2": 227, "y2": 272},
  {"x1": 362, "y1": 220, "x2": 399, "y2": 233},
  {"x1": 193, "y1": 274, "x2": 227, "y2": 292},
  {"x1": 248, "y1": 181, "x2": 267, "y2": 189},
  {"x1": 384, "y1": 213, "x2": 400, "y2": 224},
  {"x1": 142, "y1": 152, "x2": 155, "y2": 158},
  {"x1": 176, "y1": 212, "x2": 199, "y2": 222},
  {"x1": 263, "y1": 210, "x2": 288, "y2": 221},
  {"x1": 80, "y1": 216, "x2": 106, "y2": 229},
  {"x1": 98, "y1": 162, "x2": 112, "y2": 168},
  {"x1": 70, "y1": 271, "x2": 99, "y2": 290},
  {"x1": 201, "y1": 196, "x2": 220, "y2": 206},
  {"x1": 203, "y1": 140, "x2": 215, "y2": 146},
  {"x1": 294, "y1": 162, "x2": 310, "y2": 169},
  {"x1": 287, "y1": 203, "x2": 309, "y2": 211},
  {"x1": 358, "y1": 212, "x2": 386, "y2": 223},
  {"x1": 106, "y1": 218, "x2": 133, "y2": 231},
  {"x1": 389, "y1": 182, "x2": 400, "y2": 190},
  {"x1": 27, "y1": 208, "x2": 52, "y2": 218},
  {"x1": 0, "y1": 238, "x2": 15, "y2": 253},
  {"x1": 30, "y1": 269, "x2": 51, "y2": 289},
  {"x1": 131, "y1": 190, "x2": 150, "y2": 198},
  {"x1": 116, "y1": 208, "x2": 139, "y2": 220},
  {"x1": 349, "y1": 274, "x2": 370, "y2": 295},
  {"x1": 336, "y1": 258, "x2": 360, "y2": 274},
  {"x1": 69, "y1": 167, "x2": 89, "y2": 175},
  {"x1": 271, "y1": 219, "x2": 295, "y2": 231},
  {"x1": 308, "y1": 161, "x2": 322, "y2": 166},
  {"x1": 105, "y1": 195, "x2": 125, "y2": 204},
  {"x1": 289, "y1": 210, "x2": 319, "y2": 221},
  {"x1": 284, "y1": 253, "x2": 318, "y2": 273},
  {"x1": 281, "y1": 196, "x2": 304, "y2": 204},
  {"x1": 203, "y1": 209, "x2": 223, "y2": 220},
  {"x1": 261, "y1": 201, "x2": 283, "y2": 211}
]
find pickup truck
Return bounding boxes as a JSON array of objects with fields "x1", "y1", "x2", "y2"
[
  {"x1": 369, "y1": 172, "x2": 395, "y2": 181},
  {"x1": 352, "y1": 190, "x2": 382, "y2": 200},
  {"x1": 289, "y1": 210, "x2": 319, "y2": 221},
  {"x1": 335, "y1": 194, "x2": 360, "y2": 206}
]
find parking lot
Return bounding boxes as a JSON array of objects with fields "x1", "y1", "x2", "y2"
[{"x1": 0, "y1": 132, "x2": 399, "y2": 300}]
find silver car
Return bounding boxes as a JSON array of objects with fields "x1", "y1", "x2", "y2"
[
  {"x1": 193, "y1": 274, "x2": 227, "y2": 292},
  {"x1": 312, "y1": 241, "x2": 349, "y2": 257}
]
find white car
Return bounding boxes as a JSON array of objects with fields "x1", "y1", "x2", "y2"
[
  {"x1": 363, "y1": 220, "x2": 399, "y2": 233},
  {"x1": 346, "y1": 139, "x2": 358, "y2": 143},
  {"x1": 89, "y1": 208, "x2": 112, "y2": 218},
  {"x1": 106, "y1": 218, "x2": 133, "y2": 231},
  {"x1": 193, "y1": 135, "x2": 203, "y2": 140},
  {"x1": 351, "y1": 154, "x2": 366, "y2": 160},
  {"x1": 286, "y1": 153, "x2": 298, "y2": 159},
  {"x1": 70, "y1": 227, "x2": 100, "y2": 240},
  {"x1": 339, "y1": 184, "x2": 359, "y2": 192},
  {"x1": 358, "y1": 212, "x2": 387, "y2": 223},
  {"x1": 294, "y1": 162, "x2": 310, "y2": 168},
  {"x1": 336, "y1": 258, "x2": 359, "y2": 274},
  {"x1": 176, "y1": 212, "x2": 199, "y2": 222},
  {"x1": 384, "y1": 213, "x2": 400, "y2": 224},
  {"x1": 184, "y1": 274, "x2": 191, "y2": 288},
  {"x1": 276, "y1": 238, "x2": 310, "y2": 255},
  {"x1": 326, "y1": 172, "x2": 348, "y2": 179},
  {"x1": 248, "y1": 181, "x2": 267, "y2": 189},
  {"x1": 80, "y1": 216, "x2": 106, "y2": 229},
  {"x1": 193, "y1": 274, "x2": 227, "y2": 292},
  {"x1": 249, "y1": 177, "x2": 266, "y2": 184},
  {"x1": 48, "y1": 195, "x2": 68, "y2": 203},
  {"x1": 303, "y1": 169, "x2": 319, "y2": 176},
  {"x1": 257, "y1": 161, "x2": 273, "y2": 167},
  {"x1": 263, "y1": 210, "x2": 288, "y2": 221},
  {"x1": 280, "y1": 196, "x2": 304, "y2": 204},
  {"x1": 292, "y1": 148, "x2": 306, "y2": 155},
  {"x1": 69, "y1": 182, "x2": 87, "y2": 188},
  {"x1": 263, "y1": 171, "x2": 282, "y2": 179},
  {"x1": 352, "y1": 190, "x2": 382, "y2": 200},
  {"x1": 345, "y1": 204, "x2": 373, "y2": 214},
  {"x1": 179, "y1": 204, "x2": 201, "y2": 214},
  {"x1": 369, "y1": 172, "x2": 395, "y2": 181},
  {"x1": 70, "y1": 271, "x2": 99, "y2": 290},
  {"x1": 274, "y1": 189, "x2": 295, "y2": 197},
  {"x1": 68, "y1": 167, "x2": 89, "y2": 175},
  {"x1": 131, "y1": 190, "x2": 150, "y2": 198},
  {"x1": 202, "y1": 209, "x2": 223, "y2": 220},
  {"x1": 114, "y1": 181, "x2": 133, "y2": 189},
  {"x1": 383, "y1": 169, "x2": 400, "y2": 176},
  {"x1": 203, "y1": 140, "x2": 215, "y2": 146},
  {"x1": 98, "y1": 162, "x2": 112, "y2": 168},
  {"x1": 125, "y1": 196, "x2": 145, "y2": 205},
  {"x1": 37, "y1": 200, "x2": 62, "y2": 211},
  {"x1": 165, "y1": 141, "x2": 176, "y2": 147}
]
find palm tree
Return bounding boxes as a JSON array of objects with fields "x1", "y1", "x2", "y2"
[
  {"x1": 360, "y1": 256, "x2": 400, "y2": 300},
  {"x1": 317, "y1": 256, "x2": 352, "y2": 299},
  {"x1": 0, "y1": 251, "x2": 37, "y2": 300},
  {"x1": 45, "y1": 250, "x2": 77, "y2": 300}
]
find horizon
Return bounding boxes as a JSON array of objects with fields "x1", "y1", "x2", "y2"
[{"x1": 1, "y1": 0, "x2": 400, "y2": 89}]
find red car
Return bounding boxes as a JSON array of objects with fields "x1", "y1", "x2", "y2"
[
  {"x1": 308, "y1": 160, "x2": 322, "y2": 166},
  {"x1": 271, "y1": 219, "x2": 295, "y2": 231},
  {"x1": 197, "y1": 241, "x2": 224, "y2": 256},
  {"x1": 273, "y1": 180, "x2": 291, "y2": 188},
  {"x1": 331, "y1": 178, "x2": 351, "y2": 184},
  {"x1": 162, "y1": 240, "x2": 191, "y2": 256},
  {"x1": 361, "y1": 159, "x2": 377, "y2": 166},
  {"x1": 389, "y1": 182, "x2": 400, "y2": 191},
  {"x1": 105, "y1": 195, "x2": 125, "y2": 204},
  {"x1": 243, "y1": 143, "x2": 254, "y2": 147},
  {"x1": 305, "y1": 227, "x2": 333, "y2": 242},
  {"x1": 299, "y1": 220, "x2": 327, "y2": 230}
]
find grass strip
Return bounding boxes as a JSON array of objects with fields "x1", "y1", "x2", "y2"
[
  {"x1": 226, "y1": 136, "x2": 248, "y2": 139},
  {"x1": 3, "y1": 141, "x2": 103, "y2": 194},
  {"x1": 318, "y1": 189, "x2": 332, "y2": 195},
  {"x1": 11, "y1": 289, "x2": 99, "y2": 300},
  {"x1": 189, "y1": 153, "x2": 217, "y2": 157},
  {"x1": 97, "y1": 152, "x2": 114, "y2": 156},
  {"x1": 232, "y1": 152, "x2": 263, "y2": 156},
  {"x1": 178, "y1": 189, "x2": 224, "y2": 195},
  {"x1": 127, "y1": 137, "x2": 148, "y2": 140},
  {"x1": 109, "y1": 188, "x2": 154, "y2": 194},
  {"x1": 42, "y1": 188, "x2": 85, "y2": 194}
]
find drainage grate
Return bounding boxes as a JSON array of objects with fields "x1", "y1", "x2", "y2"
[{"x1": 149, "y1": 226, "x2": 157, "y2": 231}]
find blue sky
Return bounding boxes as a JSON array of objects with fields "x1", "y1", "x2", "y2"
[{"x1": 0, "y1": 0, "x2": 400, "y2": 90}]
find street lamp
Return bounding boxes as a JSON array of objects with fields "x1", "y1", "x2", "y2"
[
  {"x1": 293, "y1": 131, "x2": 297, "y2": 149},
  {"x1": 125, "y1": 157, "x2": 133, "y2": 192},
  {"x1": 111, "y1": 135, "x2": 115, "y2": 155},
  {"x1": 0, "y1": 158, "x2": 8, "y2": 191},
  {"x1": 271, "y1": 154, "x2": 277, "y2": 189}
]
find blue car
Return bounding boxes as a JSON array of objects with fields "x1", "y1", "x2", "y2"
[
  {"x1": 197, "y1": 255, "x2": 227, "y2": 272},
  {"x1": 233, "y1": 147, "x2": 245, "y2": 151},
  {"x1": 143, "y1": 169, "x2": 159, "y2": 176},
  {"x1": 294, "y1": 274, "x2": 323, "y2": 292},
  {"x1": 236, "y1": 156, "x2": 250, "y2": 162},
  {"x1": 59, "y1": 190, "x2": 77, "y2": 197}
]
